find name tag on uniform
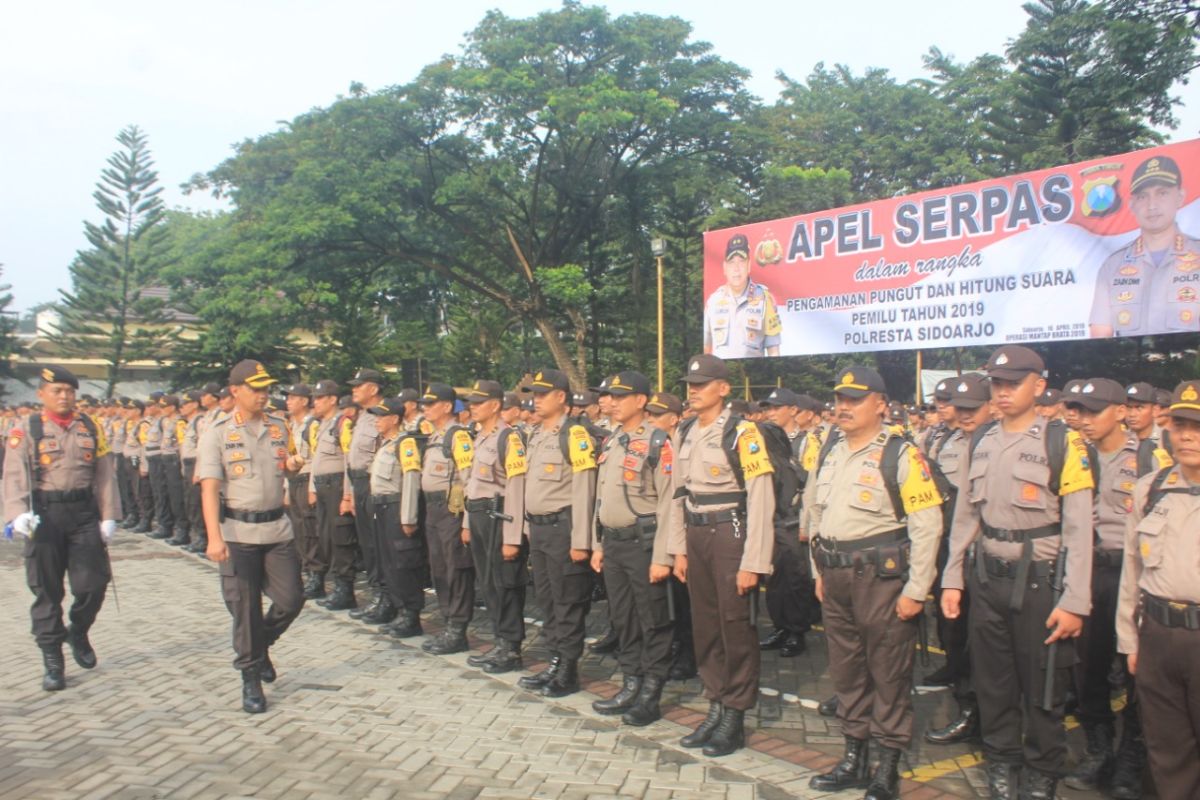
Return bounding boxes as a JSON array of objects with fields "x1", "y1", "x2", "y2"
[{"x1": 38, "y1": 439, "x2": 60, "y2": 452}]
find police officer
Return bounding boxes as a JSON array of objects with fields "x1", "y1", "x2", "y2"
[
  {"x1": 1064, "y1": 379, "x2": 1167, "y2": 796},
  {"x1": 461, "y1": 380, "x2": 528, "y2": 673},
  {"x1": 3, "y1": 366, "x2": 120, "y2": 691},
  {"x1": 667, "y1": 354, "x2": 774, "y2": 757},
  {"x1": 307, "y1": 380, "x2": 357, "y2": 608},
  {"x1": 589, "y1": 371, "x2": 674, "y2": 725},
  {"x1": 1116, "y1": 379, "x2": 1200, "y2": 800},
  {"x1": 159, "y1": 395, "x2": 188, "y2": 545},
  {"x1": 409, "y1": 383, "x2": 475, "y2": 655},
  {"x1": 942, "y1": 345, "x2": 1095, "y2": 799},
  {"x1": 281, "y1": 384, "x2": 321, "y2": 597},
  {"x1": 197, "y1": 360, "x2": 305, "y2": 714},
  {"x1": 110, "y1": 397, "x2": 132, "y2": 525},
  {"x1": 921, "y1": 379, "x2": 954, "y2": 455},
  {"x1": 344, "y1": 369, "x2": 390, "y2": 623},
  {"x1": 176, "y1": 391, "x2": 203, "y2": 548},
  {"x1": 1035, "y1": 388, "x2": 1064, "y2": 421},
  {"x1": 703, "y1": 234, "x2": 782, "y2": 358},
  {"x1": 805, "y1": 367, "x2": 943, "y2": 799},
  {"x1": 516, "y1": 369, "x2": 597, "y2": 698},
  {"x1": 500, "y1": 392, "x2": 523, "y2": 428},
  {"x1": 366, "y1": 396, "x2": 426, "y2": 639},
  {"x1": 142, "y1": 394, "x2": 170, "y2": 537},
  {"x1": 1090, "y1": 155, "x2": 1200, "y2": 338}
]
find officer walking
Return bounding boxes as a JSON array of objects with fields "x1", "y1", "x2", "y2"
[
  {"x1": 197, "y1": 360, "x2": 305, "y2": 714},
  {"x1": 3, "y1": 366, "x2": 120, "y2": 691},
  {"x1": 805, "y1": 367, "x2": 943, "y2": 799},
  {"x1": 307, "y1": 380, "x2": 358, "y2": 609},
  {"x1": 667, "y1": 355, "x2": 775, "y2": 757},
  {"x1": 516, "y1": 369, "x2": 598, "y2": 698},
  {"x1": 1116, "y1": 379, "x2": 1200, "y2": 800},
  {"x1": 942, "y1": 346, "x2": 1095, "y2": 799}
]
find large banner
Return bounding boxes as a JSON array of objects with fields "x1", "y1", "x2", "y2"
[{"x1": 702, "y1": 140, "x2": 1200, "y2": 358}]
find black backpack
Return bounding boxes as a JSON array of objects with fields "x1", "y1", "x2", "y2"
[
  {"x1": 813, "y1": 429, "x2": 950, "y2": 523},
  {"x1": 1141, "y1": 465, "x2": 1200, "y2": 515}
]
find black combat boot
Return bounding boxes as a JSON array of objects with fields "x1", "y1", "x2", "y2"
[
  {"x1": 1019, "y1": 768, "x2": 1057, "y2": 800},
  {"x1": 702, "y1": 707, "x2": 745, "y2": 757},
  {"x1": 1109, "y1": 721, "x2": 1146, "y2": 800},
  {"x1": 779, "y1": 632, "x2": 806, "y2": 657},
  {"x1": 385, "y1": 609, "x2": 423, "y2": 638},
  {"x1": 590, "y1": 627, "x2": 619, "y2": 654},
  {"x1": 241, "y1": 667, "x2": 267, "y2": 714},
  {"x1": 622, "y1": 675, "x2": 665, "y2": 727},
  {"x1": 259, "y1": 651, "x2": 276, "y2": 683},
  {"x1": 759, "y1": 628, "x2": 788, "y2": 649},
  {"x1": 132, "y1": 520, "x2": 152, "y2": 533},
  {"x1": 818, "y1": 695, "x2": 839, "y2": 717},
  {"x1": 41, "y1": 647, "x2": 66, "y2": 692},
  {"x1": 925, "y1": 705, "x2": 980, "y2": 745},
  {"x1": 668, "y1": 640, "x2": 697, "y2": 681},
  {"x1": 864, "y1": 745, "x2": 903, "y2": 800},
  {"x1": 302, "y1": 571, "x2": 326, "y2": 599},
  {"x1": 167, "y1": 527, "x2": 191, "y2": 546},
  {"x1": 680, "y1": 701, "x2": 723, "y2": 748},
  {"x1": 809, "y1": 735, "x2": 870, "y2": 791},
  {"x1": 1065, "y1": 721, "x2": 1114, "y2": 790},
  {"x1": 592, "y1": 675, "x2": 642, "y2": 715},
  {"x1": 361, "y1": 595, "x2": 398, "y2": 624},
  {"x1": 483, "y1": 641, "x2": 523, "y2": 674},
  {"x1": 149, "y1": 527, "x2": 172, "y2": 540},
  {"x1": 425, "y1": 624, "x2": 469, "y2": 655},
  {"x1": 318, "y1": 578, "x2": 356, "y2": 611},
  {"x1": 518, "y1": 656, "x2": 561, "y2": 690},
  {"x1": 121, "y1": 514, "x2": 139, "y2": 529},
  {"x1": 985, "y1": 761, "x2": 1019, "y2": 800},
  {"x1": 188, "y1": 534, "x2": 208, "y2": 554},
  {"x1": 467, "y1": 645, "x2": 497, "y2": 667},
  {"x1": 540, "y1": 659, "x2": 580, "y2": 698},
  {"x1": 349, "y1": 593, "x2": 381, "y2": 619},
  {"x1": 66, "y1": 626, "x2": 97, "y2": 670}
]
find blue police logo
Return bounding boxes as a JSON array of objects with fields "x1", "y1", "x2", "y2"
[
  {"x1": 748, "y1": 442, "x2": 760, "y2": 454},
  {"x1": 1081, "y1": 175, "x2": 1120, "y2": 218},
  {"x1": 578, "y1": 441, "x2": 588, "y2": 450}
]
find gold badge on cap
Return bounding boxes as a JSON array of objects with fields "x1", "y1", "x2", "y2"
[
  {"x1": 41, "y1": 368, "x2": 55, "y2": 382},
  {"x1": 1182, "y1": 385, "x2": 1198, "y2": 402},
  {"x1": 843, "y1": 372, "x2": 855, "y2": 384},
  {"x1": 995, "y1": 353, "x2": 1009, "y2": 365}
]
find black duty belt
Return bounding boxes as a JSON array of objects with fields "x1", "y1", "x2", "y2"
[
  {"x1": 145, "y1": 452, "x2": 163, "y2": 460},
  {"x1": 982, "y1": 553, "x2": 1054, "y2": 582},
  {"x1": 424, "y1": 490, "x2": 448, "y2": 506},
  {"x1": 813, "y1": 528, "x2": 908, "y2": 571},
  {"x1": 313, "y1": 473, "x2": 343, "y2": 489},
  {"x1": 223, "y1": 506, "x2": 285, "y2": 524},
  {"x1": 348, "y1": 469, "x2": 369, "y2": 481},
  {"x1": 33, "y1": 488, "x2": 94, "y2": 504},
  {"x1": 371, "y1": 493, "x2": 401, "y2": 505},
  {"x1": 1143, "y1": 593, "x2": 1200, "y2": 631},
  {"x1": 1094, "y1": 548, "x2": 1124, "y2": 569},
  {"x1": 684, "y1": 507, "x2": 742, "y2": 527},
  {"x1": 675, "y1": 488, "x2": 746, "y2": 507},
  {"x1": 162, "y1": 453, "x2": 180, "y2": 461},
  {"x1": 182, "y1": 457, "x2": 196, "y2": 465},
  {"x1": 526, "y1": 507, "x2": 569, "y2": 525},
  {"x1": 977, "y1": 523, "x2": 1061, "y2": 613},
  {"x1": 600, "y1": 523, "x2": 644, "y2": 542},
  {"x1": 465, "y1": 498, "x2": 494, "y2": 513}
]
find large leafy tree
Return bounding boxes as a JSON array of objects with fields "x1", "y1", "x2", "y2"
[{"x1": 54, "y1": 126, "x2": 173, "y2": 395}]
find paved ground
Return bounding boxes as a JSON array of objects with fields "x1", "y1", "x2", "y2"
[{"x1": 0, "y1": 533, "x2": 1128, "y2": 799}]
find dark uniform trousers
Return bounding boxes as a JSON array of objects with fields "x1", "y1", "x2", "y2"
[
  {"x1": 933, "y1": 535, "x2": 973, "y2": 704},
  {"x1": 286, "y1": 475, "x2": 319, "y2": 573},
  {"x1": 424, "y1": 497, "x2": 474, "y2": 627},
  {"x1": 467, "y1": 503, "x2": 527, "y2": 645},
  {"x1": 349, "y1": 472, "x2": 379, "y2": 588},
  {"x1": 373, "y1": 498, "x2": 425, "y2": 613},
  {"x1": 218, "y1": 539, "x2": 304, "y2": 671},
  {"x1": 1075, "y1": 556, "x2": 1137, "y2": 730},
  {"x1": 313, "y1": 475, "x2": 356, "y2": 579},
  {"x1": 765, "y1": 526, "x2": 817, "y2": 635},
  {"x1": 601, "y1": 528, "x2": 673, "y2": 680},
  {"x1": 25, "y1": 495, "x2": 111, "y2": 648},
  {"x1": 147, "y1": 455, "x2": 174, "y2": 532},
  {"x1": 671, "y1": 575, "x2": 694, "y2": 656},
  {"x1": 685, "y1": 519, "x2": 759, "y2": 711},
  {"x1": 1136, "y1": 616, "x2": 1200, "y2": 798},
  {"x1": 135, "y1": 461, "x2": 155, "y2": 526},
  {"x1": 823, "y1": 562, "x2": 917, "y2": 749},
  {"x1": 117, "y1": 455, "x2": 136, "y2": 520},
  {"x1": 162, "y1": 454, "x2": 185, "y2": 533},
  {"x1": 529, "y1": 514, "x2": 591, "y2": 661},
  {"x1": 182, "y1": 458, "x2": 202, "y2": 536},
  {"x1": 968, "y1": 568, "x2": 1075, "y2": 775}
]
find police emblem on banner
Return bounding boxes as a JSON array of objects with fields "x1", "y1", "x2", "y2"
[
  {"x1": 754, "y1": 229, "x2": 783, "y2": 267},
  {"x1": 1080, "y1": 163, "x2": 1122, "y2": 218}
]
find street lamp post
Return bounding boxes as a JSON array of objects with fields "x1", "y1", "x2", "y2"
[{"x1": 650, "y1": 238, "x2": 667, "y2": 391}]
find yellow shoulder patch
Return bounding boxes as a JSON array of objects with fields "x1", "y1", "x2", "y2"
[
  {"x1": 762, "y1": 291, "x2": 782, "y2": 337},
  {"x1": 307, "y1": 419, "x2": 320, "y2": 453},
  {"x1": 567, "y1": 425, "x2": 596, "y2": 472},
  {"x1": 1153, "y1": 447, "x2": 1174, "y2": 471},
  {"x1": 399, "y1": 437, "x2": 422, "y2": 472},
  {"x1": 899, "y1": 445, "x2": 941, "y2": 514},
  {"x1": 1059, "y1": 430, "x2": 1096, "y2": 496},
  {"x1": 419, "y1": 419, "x2": 433, "y2": 435},
  {"x1": 137, "y1": 421, "x2": 149, "y2": 444},
  {"x1": 504, "y1": 431, "x2": 528, "y2": 478},
  {"x1": 175, "y1": 418, "x2": 187, "y2": 445},
  {"x1": 736, "y1": 421, "x2": 773, "y2": 480},
  {"x1": 800, "y1": 430, "x2": 821, "y2": 473},
  {"x1": 339, "y1": 418, "x2": 354, "y2": 453},
  {"x1": 451, "y1": 428, "x2": 474, "y2": 471},
  {"x1": 94, "y1": 422, "x2": 110, "y2": 458}
]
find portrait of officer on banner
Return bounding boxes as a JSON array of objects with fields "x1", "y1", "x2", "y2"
[
  {"x1": 1089, "y1": 155, "x2": 1200, "y2": 338},
  {"x1": 703, "y1": 233, "x2": 783, "y2": 358}
]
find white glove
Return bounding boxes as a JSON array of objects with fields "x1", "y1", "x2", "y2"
[
  {"x1": 100, "y1": 520, "x2": 117, "y2": 542},
  {"x1": 13, "y1": 512, "x2": 40, "y2": 537}
]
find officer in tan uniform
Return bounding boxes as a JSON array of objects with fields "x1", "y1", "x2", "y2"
[
  {"x1": 4, "y1": 366, "x2": 120, "y2": 691},
  {"x1": 143, "y1": 395, "x2": 172, "y2": 537},
  {"x1": 516, "y1": 369, "x2": 597, "y2": 698},
  {"x1": 461, "y1": 380, "x2": 528, "y2": 673},
  {"x1": 185, "y1": 383, "x2": 223, "y2": 553},
  {"x1": 365, "y1": 396, "x2": 426, "y2": 639},
  {"x1": 306, "y1": 380, "x2": 357, "y2": 609},
  {"x1": 109, "y1": 398, "x2": 132, "y2": 525},
  {"x1": 703, "y1": 234, "x2": 783, "y2": 358},
  {"x1": 122, "y1": 399, "x2": 151, "y2": 532},
  {"x1": 408, "y1": 383, "x2": 475, "y2": 655},
  {"x1": 804, "y1": 367, "x2": 942, "y2": 799},
  {"x1": 197, "y1": 360, "x2": 305, "y2": 714},
  {"x1": 344, "y1": 369, "x2": 391, "y2": 624},
  {"x1": 175, "y1": 390, "x2": 203, "y2": 548},
  {"x1": 667, "y1": 355, "x2": 774, "y2": 757},
  {"x1": 941, "y1": 345, "x2": 1095, "y2": 800},
  {"x1": 1117, "y1": 379, "x2": 1200, "y2": 800},
  {"x1": 158, "y1": 395, "x2": 188, "y2": 545},
  {"x1": 588, "y1": 371, "x2": 675, "y2": 725},
  {"x1": 500, "y1": 392, "x2": 522, "y2": 428},
  {"x1": 282, "y1": 384, "x2": 321, "y2": 597}
]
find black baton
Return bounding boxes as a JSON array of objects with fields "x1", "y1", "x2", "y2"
[
  {"x1": 1042, "y1": 547, "x2": 1068, "y2": 711},
  {"x1": 666, "y1": 577, "x2": 676, "y2": 623},
  {"x1": 749, "y1": 584, "x2": 758, "y2": 627}
]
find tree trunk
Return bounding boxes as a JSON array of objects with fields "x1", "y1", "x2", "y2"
[{"x1": 530, "y1": 313, "x2": 587, "y2": 390}]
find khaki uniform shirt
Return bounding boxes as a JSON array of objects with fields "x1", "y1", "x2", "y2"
[
  {"x1": 196, "y1": 411, "x2": 294, "y2": 545},
  {"x1": 703, "y1": 281, "x2": 782, "y2": 358},
  {"x1": 595, "y1": 421, "x2": 674, "y2": 566},
  {"x1": 110, "y1": 415, "x2": 126, "y2": 454},
  {"x1": 135, "y1": 418, "x2": 154, "y2": 475},
  {"x1": 806, "y1": 429, "x2": 944, "y2": 602},
  {"x1": 1089, "y1": 230, "x2": 1200, "y2": 336},
  {"x1": 345, "y1": 405, "x2": 381, "y2": 493},
  {"x1": 143, "y1": 415, "x2": 163, "y2": 456},
  {"x1": 181, "y1": 413, "x2": 201, "y2": 460},
  {"x1": 1094, "y1": 433, "x2": 1142, "y2": 552},
  {"x1": 369, "y1": 433, "x2": 418, "y2": 501},
  {"x1": 122, "y1": 418, "x2": 140, "y2": 458},
  {"x1": 159, "y1": 414, "x2": 182, "y2": 457},
  {"x1": 3, "y1": 413, "x2": 121, "y2": 522},
  {"x1": 289, "y1": 415, "x2": 318, "y2": 476},
  {"x1": 396, "y1": 429, "x2": 427, "y2": 526},
  {"x1": 1116, "y1": 466, "x2": 1200, "y2": 653},
  {"x1": 935, "y1": 427, "x2": 966, "y2": 493},
  {"x1": 464, "y1": 423, "x2": 528, "y2": 546},
  {"x1": 525, "y1": 417, "x2": 596, "y2": 550},
  {"x1": 419, "y1": 425, "x2": 472, "y2": 495},
  {"x1": 943, "y1": 420, "x2": 1096, "y2": 616},
  {"x1": 666, "y1": 413, "x2": 774, "y2": 574},
  {"x1": 308, "y1": 415, "x2": 353, "y2": 493}
]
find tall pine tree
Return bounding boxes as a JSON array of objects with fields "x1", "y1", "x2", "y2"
[{"x1": 54, "y1": 126, "x2": 173, "y2": 395}]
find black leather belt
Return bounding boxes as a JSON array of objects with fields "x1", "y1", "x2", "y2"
[
  {"x1": 348, "y1": 469, "x2": 369, "y2": 481},
  {"x1": 182, "y1": 457, "x2": 196, "y2": 465},
  {"x1": 371, "y1": 493, "x2": 401, "y2": 504},
  {"x1": 34, "y1": 488, "x2": 94, "y2": 504},
  {"x1": 982, "y1": 553, "x2": 1054, "y2": 582},
  {"x1": 684, "y1": 508, "x2": 743, "y2": 527},
  {"x1": 222, "y1": 506, "x2": 285, "y2": 524},
  {"x1": 600, "y1": 523, "x2": 642, "y2": 542},
  {"x1": 978, "y1": 523, "x2": 1061, "y2": 613},
  {"x1": 313, "y1": 473, "x2": 342, "y2": 489},
  {"x1": 526, "y1": 507, "x2": 569, "y2": 525},
  {"x1": 1094, "y1": 548, "x2": 1124, "y2": 569},
  {"x1": 465, "y1": 498, "x2": 493, "y2": 513},
  {"x1": 982, "y1": 524, "x2": 1059, "y2": 543},
  {"x1": 676, "y1": 488, "x2": 746, "y2": 507},
  {"x1": 813, "y1": 529, "x2": 908, "y2": 570},
  {"x1": 145, "y1": 453, "x2": 162, "y2": 460},
  {"x1": 1144, "y1": 593, "x2": 1200, "y2": 630},
  {"x1": 162, "y1": 453, "x2": 180, "y2": 461},
  {"x1": 424, "y1": 490, "x2": 448, "y2": 506}
]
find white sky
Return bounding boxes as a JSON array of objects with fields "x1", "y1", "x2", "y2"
[{"x1": 2, "y1": 0, "x2": 1197, "y2": 313}]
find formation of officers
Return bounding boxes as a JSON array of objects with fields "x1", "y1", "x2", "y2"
[{"x1": 4, "y1": 348, "x2": 1200, "y2": 800}]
